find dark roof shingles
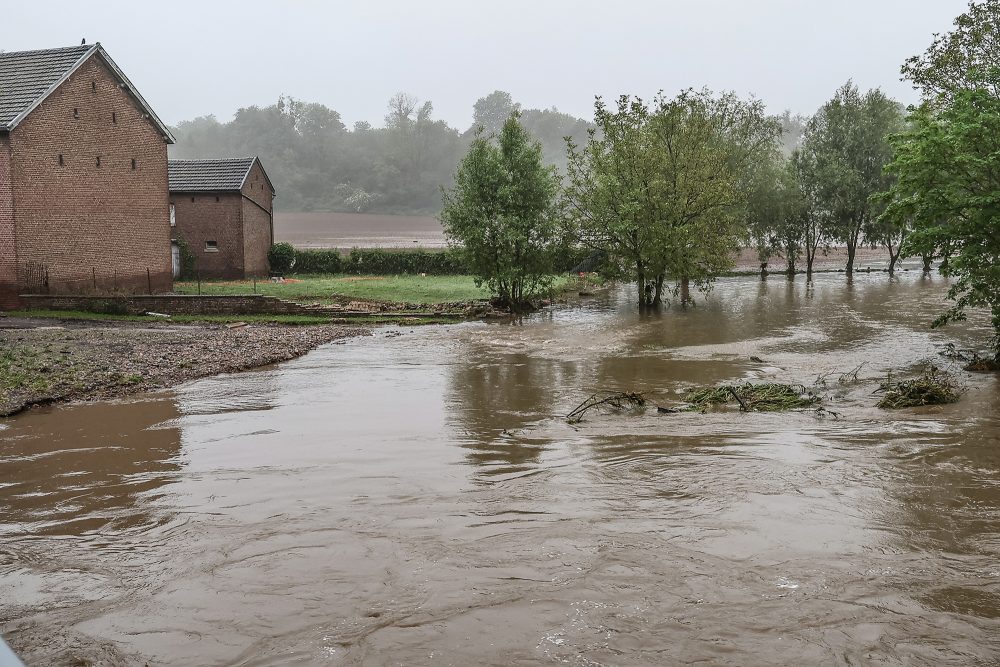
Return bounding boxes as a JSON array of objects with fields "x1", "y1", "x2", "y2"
[
  {"x1": 0, "y1": 45, "x2": 93, "y2": 129},
  {"x1": 168, "y1": 158, "x2": 258, "y2": 192}
]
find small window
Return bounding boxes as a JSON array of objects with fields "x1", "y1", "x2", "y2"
[
  {"x1": 169, "y1": 204, "x2": 176, "y2": 227},
  {"x1": 131, "y1": 158, "x2": 136, "y2": 170},
  {"x1": 91, "y1": 81, "x2": 97, "y2": 92},
  {"x1": 73, "y1": 108, "x2": 79, "y2": 119},
  {"x1": 215, "y1": 196, "x2": 220, "y2": 202},
  {"x1": 112, "y1": 112, "x2": 117, "y2": 124},
  {"x1": 205, "y1": 241, "x2": 218, "y2": 253},
  {"x1": 58, "y1": 154, "x2": 64, "y2": 166},
  {"x1": 190, "y1": 197, "x2": 195, "y2": 203},
  {"x1": 95, "y1": 156, "x2": 101, "y2": 167}
]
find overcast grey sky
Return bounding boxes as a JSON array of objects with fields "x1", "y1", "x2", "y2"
[{"x1": 6, "y1": 0, "x2": 968, "y2": 128}]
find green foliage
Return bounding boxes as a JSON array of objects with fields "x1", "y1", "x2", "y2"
[
  {"x1": 797, "y1": 82, "x2": 905, "y2": 273},
  {"x1": 884, "y1": 90, "x2": 1000, "y2": 357},
  {"x1": 173, "y1": 235, "x2": 197, "y2": 279},
  {"x1": 343, "y1": 248, "x2": 466, "y2": 275},
  {"x1": 902, "y1": 0, "x2": 1000, "y2": 102},
  {"x1": 169, "y1": 92, "x2": 592, "y2": 215},
  {"x1": 563, "y1": 90, "x2": 779, "y2": 307},
  {"x1": 292, "y1": 249, "x2": 343, "y2": 274},
  {"x1": 268, "y1": 242, "x2": 297, "y2": 274},
  {"x1": 441, "y1": 114, "x2": 562, "y2": 310}
]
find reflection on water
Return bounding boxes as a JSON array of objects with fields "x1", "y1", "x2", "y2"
[{"x1": 1, "y1": 273, "x2": 999, "y2": 666}]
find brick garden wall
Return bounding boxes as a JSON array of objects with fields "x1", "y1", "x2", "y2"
[{"x1": 9, "y1": 56, "x2": 173, "y2": 296}]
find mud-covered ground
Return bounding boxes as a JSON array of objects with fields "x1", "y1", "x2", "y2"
[{"x1": 0, "y1": 320, "x2": 367, "y2": 417}]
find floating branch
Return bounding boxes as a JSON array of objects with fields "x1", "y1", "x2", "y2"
[
  {"x1": 567, "y1": 391, "x2": 646, "y2": 424},
  {"x1": 684, "y1": 383, "x2": 820, "y2": 412},
  {"x1": 875, "y1": 366, "x2": 962, "y2": 409}
]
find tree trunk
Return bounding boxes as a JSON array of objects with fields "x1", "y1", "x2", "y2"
[
  {"x1": 636, "y1": 262, "x2": 647, "y2": 307},
  {"x1": 845, "y1": 241, "x2": 857, "y2": 275},
  {"x1": 652, "y1": 275, "x2": 664, "y2": 307},
  {"x1": 680, "y1": 277, "x2": 691, "y2": 307},
  {"x1": 888, "y1": 246, "x2": 901, "y2": 274},
  {"x1": 922, "y1": 254, "x2": 933, "y2": 272}
]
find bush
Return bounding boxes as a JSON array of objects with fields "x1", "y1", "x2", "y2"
[
  {"x1": 292, "y1": 249, "x2": 342, "y2": 274},
  {"x1": 289, "y1": 245, "x2": 592, "y2": 277},
  {"x1": 268, "y1": 243, "x2": 297, "y2": 274}
]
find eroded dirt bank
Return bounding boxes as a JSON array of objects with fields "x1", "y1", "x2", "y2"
[{"x1": 0, "y1": 320, "x2": 367, "y2": 417}]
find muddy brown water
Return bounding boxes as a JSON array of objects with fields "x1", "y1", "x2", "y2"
[{"x1": 1, "y1": 273, "x2": 998, "y2": 666}]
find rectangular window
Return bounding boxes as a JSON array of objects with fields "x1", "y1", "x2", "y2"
[
  {"x1": 58, "y1": 154, "x2": 64, "y2": 166},
  {"x1": 131, "y1": 158, "x2": 137, "y2": 170},
  {"x1": 205, "y1": 240, "x2": 218, "y2": 253},
  {"x1": 169, "y1": 204, "x2": 176, "y2": 227}
]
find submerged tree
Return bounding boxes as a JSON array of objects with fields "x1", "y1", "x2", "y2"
[
  {"x1": 563, "y1": 90, "x2": 778, "y2": 307},
  {"x1": 798, "y1": 83, "x2": 904, "y2": 274},
  {"x1": 440, "y1": 114, "x2": 561, "y2": 311}
]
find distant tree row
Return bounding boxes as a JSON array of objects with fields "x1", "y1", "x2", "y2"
[
  {"x1": 168, "y1": 92, "x2": 592, "y2": 214},
  {"x1": 441, "y1": 0, "x2": 1000, "y2": 359}
]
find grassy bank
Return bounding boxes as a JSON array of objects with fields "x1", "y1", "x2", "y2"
[{"x1": 173, "y1": 274, "x2": 580, "y2": 305}]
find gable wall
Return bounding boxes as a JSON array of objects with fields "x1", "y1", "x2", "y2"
[
  {"x1": 8, "y1": 55, "x2": 172, "y2": 296},
  {"x1": 169, "y1": 192, "x2": 245, "y2": 278},
  {"x1": 240, "y1": 161, "x2": 273, "y2": 277},
  {"x1": 0, "y1": 134, "x2": 16, "y2": 306}
]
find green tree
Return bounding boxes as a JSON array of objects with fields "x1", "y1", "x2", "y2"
[
  {"x1": 901, "y1": 0, "x2": 1000, "y2": 101},
  {"x1": 440, "y1": 114, "x2": 561, "y2": 311},
  {"x1": 563, "y1": 90, "x2": 778, "y2": 307},
  {"x1": 798, "y1": 83, "x2": 904, "y2": 274},
  {"x1": 884, "y1": 91, "x2": 1000, "y2": 359},
  {"x1": 746, "y1": 152, "x2": 819, "y2": 276}
]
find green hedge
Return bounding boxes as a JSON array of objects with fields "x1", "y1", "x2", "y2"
[{"x1": 292, "y1": 246, "x2": 598, "y2": 276}]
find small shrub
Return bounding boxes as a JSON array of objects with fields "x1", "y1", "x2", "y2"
[
  {"x1": 684, "y1": 383, "x2": 820, "y2": 412},
  {"x1": 268, "y1": 242, "x2": 297, "y2": 275}
]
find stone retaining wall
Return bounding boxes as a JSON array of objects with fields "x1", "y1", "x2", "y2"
[{"x1": 19, "y1": 294, "x2": 311, "y2": 316}]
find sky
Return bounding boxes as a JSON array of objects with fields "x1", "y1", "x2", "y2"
[{"x1": 5, "y1": 0, "x2": 969, "y2": 129}]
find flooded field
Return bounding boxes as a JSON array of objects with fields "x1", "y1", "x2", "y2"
[{"x1": 2, "y1": 273, "x2": 998, "y2": 666}]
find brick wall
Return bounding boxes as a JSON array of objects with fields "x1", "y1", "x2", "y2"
[
  {"x1": 170, "y1": 192, "x2": 245, "y2": 278},
  {"x1": 0, "y1": 134, "x2": 17, "y2": 308},
  {"x1": 9, "y1": 55, "x2": 173, "y2": 296},
  {"x1": 241, "y1": 160, "x2": 274, "y2": 278}
]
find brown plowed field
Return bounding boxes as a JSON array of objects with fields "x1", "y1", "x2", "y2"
[
  {"x1": 275, "y1": 212, "x2": 446, "y2": 250},
  {"x1": 276, "y1": 211, "x2": 909, "y2": 271}
]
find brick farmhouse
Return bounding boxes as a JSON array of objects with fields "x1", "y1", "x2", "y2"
[
  {"x1": 0, "y1": 43, "x2": 176, "y2": 307},
  {"x1": 168, "y1": 157, "x2": 275, "y2": 279}
]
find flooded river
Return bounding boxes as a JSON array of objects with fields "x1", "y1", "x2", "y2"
[{"x1": 2, "y1": 273, "x2": 998, "y2": 666}]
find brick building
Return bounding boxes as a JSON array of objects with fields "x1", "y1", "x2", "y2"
[
  {"x1": 0, "y1": 43, "x2": 175, "y2": 307},
  {"x1": 167, "y1": 157, "x2": 275, "y2": 279}
]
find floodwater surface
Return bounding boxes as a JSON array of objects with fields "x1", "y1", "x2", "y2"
[{"x1": 1, "y1": 273, "x2": 998, "y2": 666}]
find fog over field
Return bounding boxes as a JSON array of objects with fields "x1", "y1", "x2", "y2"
[
  {"x1": 5, "y1": 0, "x2": 972, "y2": 215},
  {"x1": 4, "y1": 0, "x2": 969, "y2": 129}
]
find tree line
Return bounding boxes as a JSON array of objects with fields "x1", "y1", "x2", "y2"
[
  {"x1": 440, "y1": 0, "x2": 1000, "y2": 359},
  {"x1": 168, "y1": 91, "x2": 592, "y2": 214}
]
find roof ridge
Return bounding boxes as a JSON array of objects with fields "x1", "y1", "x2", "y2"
[{"x1": 0, "y1": 44, "x2": 94, "y2": 58}]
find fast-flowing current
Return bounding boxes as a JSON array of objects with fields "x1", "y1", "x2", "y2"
[{"x1": 1, "y1": 272, "x2": 998, "y2": 666}]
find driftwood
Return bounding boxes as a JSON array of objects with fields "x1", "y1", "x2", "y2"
[{"x1": 567, "y1": 391, "x2": 646, "y2": 424}]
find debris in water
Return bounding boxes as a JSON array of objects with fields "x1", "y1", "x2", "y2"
[
  {"x1": 875, "y1": 366, "x2": 962, "y2": 409},
  {"x1": 567, "y1": 391, "x2": 645, "y2": 424},
  {"x1": 684, "y1": 383, "x2": 820, "y2": 412},
  {"x1": 749, "y1": 355, "x2": 766, "y2": 363}
]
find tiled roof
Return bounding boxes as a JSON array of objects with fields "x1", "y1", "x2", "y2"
[
  {"x1": 0, "y1": 45, "x2": 93, "y2": 129},
  {"x1": 0, "y1": 43, "x2": 173, "y2": 141},
  {"x1": 168, "y1": 157, "x2": 261, "y2": 192}
]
